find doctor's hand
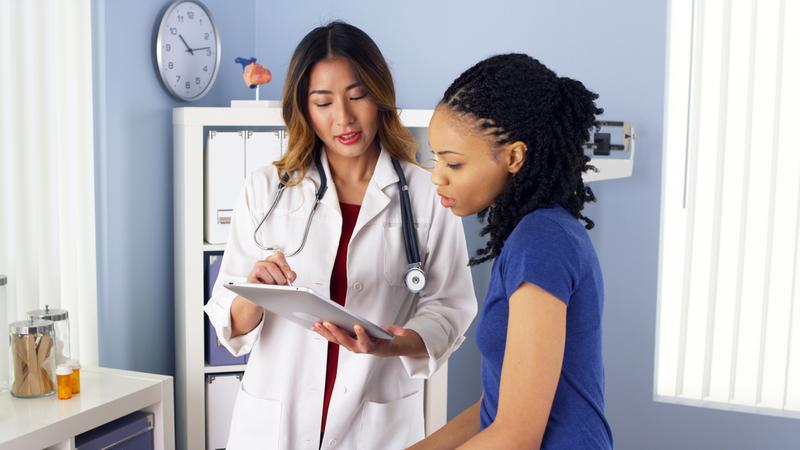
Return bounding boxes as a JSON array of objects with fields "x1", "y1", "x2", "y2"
[
  {"x1": 247, "y1": 252, "x2": 297, "y2": 285},
  {"x1": 312, "y1": 322, "x2": 428, "y2": 358}
]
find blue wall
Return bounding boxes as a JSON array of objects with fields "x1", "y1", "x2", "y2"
[
  {"x1": 92, "y1": 0, "x2": 257, "y2": 375},
  {"x1": 94, "y1": 1, "x2": 800, "y2": 448}
]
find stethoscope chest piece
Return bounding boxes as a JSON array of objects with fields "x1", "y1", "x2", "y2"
[{"x1": 405, "y1": 264, "x2": 427, "y2": 293}]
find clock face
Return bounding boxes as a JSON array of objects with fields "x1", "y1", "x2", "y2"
[{"x1": 156, "y1": 1, "x2": 220, "y2": 101}]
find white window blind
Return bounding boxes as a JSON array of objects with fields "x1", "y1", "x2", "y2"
[{"x1": 656, "y1": 0, "x2": 800, "y2": 418}]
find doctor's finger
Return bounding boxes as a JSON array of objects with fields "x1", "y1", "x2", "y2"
[
  {"x1": 325, "y1": 322, "x2": 359, "y2": 351},
  {"x1": 383, "y1": 325, "x2": 407, "y2": 337},
  {"x1": 267, "y1": 252, "x2": 297, "y2": 280},
  {"x1": 354, "y1": 326, "x2": 378, "y2": 353},
  {"x1": 264, "y1": 263, "x2": 289, "y2": 285},
  {"x1": 313, "y1": 323, "x2": 341, "y2": 344},
  {"x1": 354, "y1": 325, "x2": 375, "y2": 345},
  {"x1": 249, "y1": 266, "x2": 276, "y2": 284}
]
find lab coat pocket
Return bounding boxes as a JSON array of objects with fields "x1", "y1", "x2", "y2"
[
  {"x1": 382, "y1": 222, "x2": 430, "y2": 287},
  {"x1": 358, "y1": 389, "x2": 425, "y2": 450},
  {"x1": 226, "y1": 384, "x2": 282, "y2": 450}
]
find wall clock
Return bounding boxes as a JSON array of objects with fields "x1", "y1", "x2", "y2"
[{"x1": 155, "y1": 0, "x2": 221, "y2": 101}]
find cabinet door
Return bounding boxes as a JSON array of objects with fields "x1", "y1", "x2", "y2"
[
  {"x1": 205, "y1": 373, "x2": 243, "y2": 450},
  {"x1": 205, "y1": 131, "x2": 245, "y2": 244},
  {"x1": 245, "y1": 130, "x2": 283, "y2": 176}
]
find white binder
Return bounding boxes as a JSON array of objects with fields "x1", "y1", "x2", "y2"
[
  {"x1": 204, "y1": 129, "x2": 284, "y2": 245},
  {"x1": 205, "y1": 131, "x2": 245, "y2": 244},
  {"x1": 245, "y1": 130, "x2": 283, "y2": 175},
  {"x1": 205, "y1": 372, "x2": 243, "y2": 450}
]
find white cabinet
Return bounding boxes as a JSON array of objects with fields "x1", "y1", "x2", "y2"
[
  {"x1": 0, "y1": 367, "x2": 174, "y2": 450},
  {"x1": 173, "y1": 103, "x2": 446, "y2": 450}
]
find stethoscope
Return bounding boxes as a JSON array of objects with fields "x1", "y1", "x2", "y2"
[{"x1": 253, "y1": 150, "x2": 427, "y2": 294}]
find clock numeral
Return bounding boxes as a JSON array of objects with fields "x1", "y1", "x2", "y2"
[
  {"x1": 187, "y1": 11, "x2": 195, "y2": 20},
  {"x1": 203, "y1": 65, "x2": 208, "y2": 72},
  {"x1": 206, "y1": 48, "x2": 211, "y2": 56},
  {"x1": 204, "y1": 32, "x2": 210, "y2": 40},
  {"x1": 185, "y1": 81, "x2": 191, "y2": 90},
  {"x1": 168, "y1": 62, "x2": 174, "y2": 70},
  {"x1": 165, "y1": 43, "x2": 171, "y2": 52},
  {"x1": 177, "y1": 15, "x2": 184, "y2": 22},
  {"x1": 176, "y1": 75, "x2": 181, "y2": 82},
  {"x1": 169, "y1": 27, "x2": 177, "y2": 35},
  {"x1": 195, "y1": 77, "x2": 201, "y2": 85}
]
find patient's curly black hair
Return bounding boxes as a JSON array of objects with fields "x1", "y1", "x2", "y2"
[{"x1": 440, "y1": 53, "x2": 602, "y2": 265}]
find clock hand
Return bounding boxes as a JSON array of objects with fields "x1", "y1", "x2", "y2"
[
  {"x1": 190, "y1": 47, "x2": 211, "y2": 52},
  {"x1": 178, "y1": 34, "x2": 194, "y2": 55}
]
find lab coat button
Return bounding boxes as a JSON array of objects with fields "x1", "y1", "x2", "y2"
[
  {"x1": 329, "y1": 439, "x2": 337, "y2": 447},
  {"x1": 353, "y1": 281, "x2": 363, "y2": 291},
  {"x1": 341, "y1": 386, "x2": 347, "y2": 394}
]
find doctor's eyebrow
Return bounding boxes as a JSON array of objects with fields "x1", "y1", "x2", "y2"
[{"x1": 309, "y1": 82, "x2": 363, "y2": 96}]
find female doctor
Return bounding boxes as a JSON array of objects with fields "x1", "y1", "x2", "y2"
[{"x1": 203, "y1": 21, "x2": 477, "y2": 450}]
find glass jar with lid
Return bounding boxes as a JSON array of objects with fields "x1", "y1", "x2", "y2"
[
  {"x1": 9, "y1": 318, "x2": 56, "y2": 398},
  {"x1": 28, "y1": 305, "x2": 70, "y2": 364}
]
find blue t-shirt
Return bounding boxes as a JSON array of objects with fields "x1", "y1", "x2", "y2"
[{"x1": 475, "y1": 206, "x2": 613, "y2": 449}]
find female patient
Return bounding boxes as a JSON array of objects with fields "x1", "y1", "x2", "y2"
[{"x1": 411, "y1": 53, "x2": 613, "y2": 449}]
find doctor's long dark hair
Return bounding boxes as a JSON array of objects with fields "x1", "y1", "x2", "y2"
[
  {"x1": 277, "y1": 21, "x2": 417, "y2": 186},
  {"x1": 440, "y1": 53, "x2": 602, "y2": 265}
]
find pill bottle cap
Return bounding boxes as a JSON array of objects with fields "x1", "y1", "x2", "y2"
[{"x1": 56, "y1": 364, "x2": 73, "y2": 376}]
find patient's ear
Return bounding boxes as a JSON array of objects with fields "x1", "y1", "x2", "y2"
[{"x1": 506, "y1": 141, "x2": 527, "y2": 175}]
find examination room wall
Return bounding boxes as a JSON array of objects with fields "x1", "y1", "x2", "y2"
[
  {"x1": 92, "y1": 0, "x2": 258, "y2": 375},
  {"x1": 92, "y1": 0, "x2": 800, "y2": 448}
]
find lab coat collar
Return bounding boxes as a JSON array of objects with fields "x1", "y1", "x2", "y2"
[
  {"x1": 309, "y1": 147, "x2": 400, "y2": 211},
  {"x1": 307, "y1": 147, "x2": 399, "y2": 237},
  {"x1": 371, "y1": 146, "x2": 401, "y2": 191},
  {"x1": 314, "y1": 150, "x2": 340, "y2": 213},
  {"x1": 353, "y1": 148, "x2": 396, "y2": 239}
]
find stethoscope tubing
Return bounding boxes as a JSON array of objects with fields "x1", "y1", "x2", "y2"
[
  {"x1": 392, "y1": 157, "x2": 421, "y2": 265},
  {"x1": 252, "y1": 150, "x2": 425, "y2": 291},
  {"x1": 253, "y1": 152, "x2": 326, "y2": 257}
]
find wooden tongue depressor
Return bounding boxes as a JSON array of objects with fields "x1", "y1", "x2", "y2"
[
  {"x1": 38, "y1": 334, "x2": 54, "y2": 392},
  {"x1": 11, "y1": 333, "x2": 54, "y2": 396},
  {"x1": 11, "y1": 336, "x2": 27, "y2": 395}
]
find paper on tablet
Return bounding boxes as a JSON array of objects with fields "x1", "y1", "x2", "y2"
[{"x1": 223, "y1": 282, "x2": 394, "y2": 340}]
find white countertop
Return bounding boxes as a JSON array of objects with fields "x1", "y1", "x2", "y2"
[{"x1": 0, "y1": 366, "x2": 173, "y2": 450}]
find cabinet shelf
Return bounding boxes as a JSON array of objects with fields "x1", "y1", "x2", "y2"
[
  {"x1": 204, "y1": 364, "x2": 247, "y2": 374},
  {"x1": 202, "y1": 243, "x2": 226, "y2": 252}
]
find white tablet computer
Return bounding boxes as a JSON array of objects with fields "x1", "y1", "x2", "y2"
[{"x1": 223, "y1": 282, "x2": 394, "y2": 340}]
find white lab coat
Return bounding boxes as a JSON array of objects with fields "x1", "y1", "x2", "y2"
[{"x1": 203, "y1": 148, "x2": 477, "y2": 450}]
